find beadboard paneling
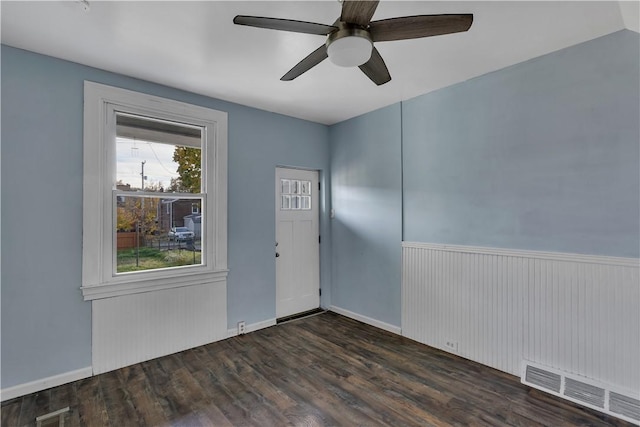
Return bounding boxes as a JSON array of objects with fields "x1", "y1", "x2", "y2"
[
  {"x1": 402, "y1": 242, "x2": 640, "y2": 392},
  {"x1": 92, "y1": 282, "x2": 227, "y2": 374}
]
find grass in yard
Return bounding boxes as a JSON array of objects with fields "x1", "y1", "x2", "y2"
[{"x1": 117, "y1": 247, "x2": 201, "y2": 272}]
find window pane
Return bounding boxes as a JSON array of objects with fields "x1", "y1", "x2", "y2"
[
  {"x1": 116, "y1": 195, "x2": 203, "y2": 273},
  {"x1": 300, "y1": 180, "x2": 311, "y2": 195},
  {"x1": 281, "y1": 195, "x2": 291, "y2": 210},
  {"x1": 116, "y1": 113, "x2": 202, "y2": 194},
  {"x1": 291, "y1": 195, "x2": 300, "y2": 210},
  {"x1": 281, "y1": 179, "x2": 291, "y2": 195},
  {"x1": 301, "y1": 196, "x2": 311, "y2": 210}
]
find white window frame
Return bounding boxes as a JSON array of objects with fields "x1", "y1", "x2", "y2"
[{"x1": 81, "y1": 82, "x2": 227, "y2": 300}]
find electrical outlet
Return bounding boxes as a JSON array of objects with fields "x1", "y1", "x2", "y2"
[
  {"x1": 444, "y1": 340, "x2": 459, "y2": 353},
  {"x1": 237, "y1": 321, "x2": 246, "y2": 335}
]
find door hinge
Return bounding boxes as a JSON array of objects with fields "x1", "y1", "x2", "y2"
[
  {"x1": 319, "y1": 235, "x2": 321, "y2": 244},
  {"x1": 318, "y1": 182, "x2": 321, "y2": 191},
  {"x1": 319, "y1": 288, "x2": 322, "y2": 296}
]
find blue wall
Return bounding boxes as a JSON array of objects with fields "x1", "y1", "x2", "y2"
[
  {"x1": 403, "y1": 29, "x2": 639, "y2": 258},
  {"x1": 1, "y1": 46, "x2": 331, "y2": 389},
  {"x1": 329, "y1": 104, "x2": 402, "y2": 327},
  {"x1": 328, "y1": 29, "x2": 639, "y2": 331}
]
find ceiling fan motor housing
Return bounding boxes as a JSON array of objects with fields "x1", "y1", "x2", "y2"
[{"x1": 326, "y1": 25, "x2": 373, "y2": 67}]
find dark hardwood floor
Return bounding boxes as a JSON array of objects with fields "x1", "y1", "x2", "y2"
[{"x1": 2, "y1": 312, "x2": 634, "y2": 426}]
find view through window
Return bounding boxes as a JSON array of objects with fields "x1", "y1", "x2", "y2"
[{"x1": 115, "y1": 113, "x2": 204, "y2": 273}]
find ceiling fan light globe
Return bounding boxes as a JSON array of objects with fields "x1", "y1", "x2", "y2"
[{"x1": 327, "y1": 35, "x2": 373, "y2": 67}]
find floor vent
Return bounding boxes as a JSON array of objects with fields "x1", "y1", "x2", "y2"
[
  {"x1": 36, "y1": 407, "x2": 69, "y2": 427},
  {"x1": 522, "y1": 361, "x2": 639, "y2": 425}
]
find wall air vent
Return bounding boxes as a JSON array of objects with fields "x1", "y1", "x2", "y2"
[
  {"x1": 564, "y1": 377, "x2": 605, "y2": 408},
  {"x1": 521, "y1": 361, "x2": 640, "y2": 425},
  {"x1": 610, "y1": 392, "x2": 640, "y2": 422},
  {"x1": 525, "y1": 364, "x2": 562, "y2": 393}
]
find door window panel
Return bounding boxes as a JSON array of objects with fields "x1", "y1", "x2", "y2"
[{"x1": 280, "y1": 179, "x2": 312, "y2": 210}]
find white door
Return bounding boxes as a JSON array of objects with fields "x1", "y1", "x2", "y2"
[{"x1": 275, "y1": 167, "x2": 320, "y2": 318}]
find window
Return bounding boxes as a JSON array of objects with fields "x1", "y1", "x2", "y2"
[
  {"x1": 82, "y1": 82, "x2": 227, "y2": 300},
  {"x1": 115, "y1": 113, "x2": 203, "y2": 273},
  {"x1": 280, "y1": 179, "x2": 312, "y2": 210}
]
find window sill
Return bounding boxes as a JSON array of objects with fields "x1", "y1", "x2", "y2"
[{"x1": 81, "y1": 269, "x2": 228, "y2": 301}]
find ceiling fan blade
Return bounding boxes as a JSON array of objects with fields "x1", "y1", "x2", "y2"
[
  {"x1": 233, "y1": 15, "x2": 337, "y2": 35},
  {"x1": 340, "y1": 0, "x2": 380, "y2": 26},
  {"x1": 369, "y1": 14, "x2": 473, "y2": 42},
  {"x1": 358, "y1": 47, "x2": 391, "y2": 86},
  {"x1": 281, "y1": 44, "x2": 328, "y2": 81}
]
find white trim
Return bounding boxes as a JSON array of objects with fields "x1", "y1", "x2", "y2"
[
  {"x1": 226, "y1": 318, "x2": 277, "y2": 338},
  {"x1": 329, "y1": 305, "x2": 402, "y2": 335},
  {"x1": 1, "y1": 367, "x2": 92, "y2": 402},
  {"x1": 82, "y1": 81, "x2": 228, "y2": 299},
  {"x1": 402, "y1": 241, "x2": 639, "y2": 267},
  {"x1": 81, "y1": 269, "x2": 228, "y2": 301}
]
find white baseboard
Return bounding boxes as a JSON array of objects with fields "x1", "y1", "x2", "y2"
[
  {"x1": 1, "y1": 367, "x2": 93, "y2": 402},
  {"x1": 226, "y1": 317, "x2": 277, "y2": 338},
  {"x1": 329, "y1": 305, "x2": 402, "y2": 335}
]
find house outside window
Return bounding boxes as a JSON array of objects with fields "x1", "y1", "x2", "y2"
[{"x1": 81, "y1": 82, "x2": 228, "y2": 300}]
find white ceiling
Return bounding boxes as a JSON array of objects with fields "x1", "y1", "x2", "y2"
[{"x1": 1, "y1": 1, "x2": 637, "y2": 125}]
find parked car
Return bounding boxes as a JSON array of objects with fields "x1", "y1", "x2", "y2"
[{"x1": 168, "y1": 227, "x2": 194, "y2": 241}]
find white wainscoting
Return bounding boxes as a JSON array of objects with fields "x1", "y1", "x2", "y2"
[
  {"x1": 92, "y1": 281, "x2": 227, "y2": 374},
  {"x1": 402, "y1": 242, "x2": 640, "y2": 393}
]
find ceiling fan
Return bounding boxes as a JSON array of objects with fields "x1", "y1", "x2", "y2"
[{"x1": 233, "y1": 0, "x2": 473, "y2": 86}]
